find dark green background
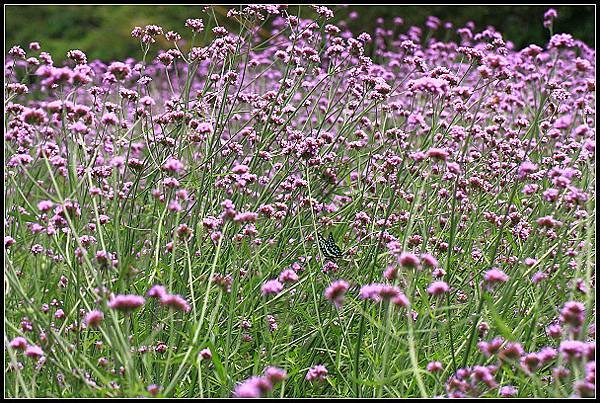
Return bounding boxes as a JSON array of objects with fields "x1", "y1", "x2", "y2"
[{"x1": 5, "y1": 5, "x2": 595, "y2": 63}]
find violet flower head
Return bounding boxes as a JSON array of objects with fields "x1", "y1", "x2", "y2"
[
  {"x1": 84, "y1": 310, "x2": 104, "y2": 328},
  {"x1": 147, "y1": 285, "x2": 168, "y2": 299},
  {"x1": 398, "y1": 252, "x2": 420, "y2": 268},
  {"x1": 199, "y1": 348, "x2": 212, "y2": 360},
  {"x1": 261, "y1": 279, "x2": 284, "y2": 297},
  {"x1": 517, "y1": 160, "x2": 538, "y2": 180},
  {"x1": 278, "y1": 268, "x2": 299, "y2": 283},
  {"x1": 427, "y1": 281, "x2": 449, "y2": 297},
  {"x1": 107, "y1": 294, "x2": 145, "y2": 311},
  {"x1": 559, "y1": 301, "x2": 586, "y2": 328},
  {"x1": 9, "y1": 336, "x2": 28, "y2": 350},
  {"x1": 160, "y1": 293, "x2": 191, "y2": 313},
  {"x1": 426, "y1": 361, "x2": 443, "y2": 372},
  {"x1": 324, "y1": 279, "x2": 350, "y2": 308},
  {"x1": 147, "y1": 384, "x2": 161, "y2": 396},
  {"x1": 162, "y1": 157, "x2": 185, "y2": 174},
  {"x1": 305, "y1": 364, "x2": 328, "y2": 381},
  {"x1": 264, "y1": 366, "x2": 288, "y2": 384},
  {"x1": 421, "y1": 253, "x2": 439, "y2": 268},
  {"x1": 499, "y1": 385, "x2": 518, "y2": 397},
  {"x1": 24, "y1": 344, "x2": 44, "y2": 358},
  {"x1": 483, "y1": 268, "x2": 509, "y2": 288},
  {"x1": 232, "y1": 376, "x2": 272, "y2": 398}
]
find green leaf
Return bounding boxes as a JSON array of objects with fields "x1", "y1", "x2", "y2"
[{"x1": 484, "y1": 293, "x2": 515, "y2": 340}]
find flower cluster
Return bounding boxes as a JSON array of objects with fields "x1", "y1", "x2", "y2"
[{"x1": 4, "y1": 5, "x2": 595, "y2": 398}]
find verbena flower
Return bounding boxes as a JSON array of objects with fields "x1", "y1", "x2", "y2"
[
  {"x1": 10, "y1": 336, "x2": 28, "y2": 350},
  {"x1": 427, "y1": 281, "x2": 449, "y2": 296},
  {"x1": 306, "y1": 364, "x2": 328, "y2": 381},
  {"x1": 261, "y1": 279, "x2": 284, "y2": 297},
  {"x1": 324, "y1": 279, "x2": 350, "y2": 308},
  {"x1": 84, "y1": 310, "x2": 104, "y2": 328},
  {"x1": 107, "y1": 295, "x2": 145, "y2": 311}
]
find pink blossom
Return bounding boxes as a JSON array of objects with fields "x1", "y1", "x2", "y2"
[
  {"x1": 398, "y1": 252, "x2": 420, "y2": 268},
  {"x1": 324, "y1": 279, "x2": 350, "y2": 308},
  {"x1": 278, "y1": 269, "x2": 299, "y2": 283},
  {"x1": 427, "y1": 281, "x2": 449, "y2": 296},
  {"x1": 84, "y1": 310, "x2": 104, "y2": 328},
  {"x1": 426, "y1": 361, "x2": 443, "y2": 372},
  {"x1": 107, "y1": 294, "x2": 145, "y2": 311},
  {"x1": 305, "y1": 364, "x2": 328, "y2": 381},
  {"x1": 261, "y1": 279, "x2": 284, "y2": 297},
  {"x1": 199, "y1": 348, "x2": 212, "y2": 360},
  {"x1": 483, "y1": 268, "x2": 509, "y2": 287},
  {"x1": 162, "y1": 157, "x2": 185, "y2": 174},
  {"x1": 24, "y1": 344, "x2": 44, "y2": 358},
  {"x1": 10, "y1": 336, "x2": 28, "y2": 350}
]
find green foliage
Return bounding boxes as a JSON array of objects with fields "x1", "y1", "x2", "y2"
[
  {"x1": 6, "y1": 5, "x2": 595, "y2": 63},
  {"x1": 3, "y1": 5, "x2": 596, "y2": 398}
]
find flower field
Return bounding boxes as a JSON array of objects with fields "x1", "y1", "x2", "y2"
[{"x1": 4, "y1": 5, "x2": 596, "y2": 398}]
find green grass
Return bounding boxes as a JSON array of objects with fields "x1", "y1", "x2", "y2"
[{"x1": 4, "y1": 6, "x2": 596, "y2": 398}]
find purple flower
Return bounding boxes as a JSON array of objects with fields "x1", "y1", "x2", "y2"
[
  {"x1": 278, "y1": 269, "x2": 299, "y2": 283},
  {"x1": 147, "y1": 285, "x2": 168, "y2": 299},
  {"x1": 10, "y1": 336, "x2": 28, "y2": 350},
  {"x1": 392, "y1": 293, "x2": 410, "y2": 308},
  {"x1": 483, "y1": 268, "x2": 509, "y2": 287},
  {"x1": 427, "y1": 281, "x2": 449, "y2": 296},
  {"x1": 560, "y1": 301, "x2": 585, "y2": 328},
  {"x1": 185, "y1": 18, "x2": 205, "y2": 33},
  {"x1": 324, "y1": 279, "x2": 350, "y2": 308},
  {"x1": 421, "y1": 253, "x2": 439, "y2": 268},
  {"x1": 261, "y1": 279, "x2": 284, "y2": 297},
  {"x1": 499, "y1": 385, "x2": 518, "y2": 397},
  {"x1": 427, "y1": 361, "x2": 443, "y2": 372},
  {"x1": 107, "y1": 61, "x2": 131, "y2": 80},
  {"x1": 162, "y1": 157, "x2": 185, "y2": 174},
  {"x1": 407, "y1": 77, "x2": 450, "y2": 96},
  {"x1": 233, "y1": 211, "x2": 258, "y2": 223},
  {"x1": 546, "y1": 324, "x2": 563, "y2": 339},
  {"x1": 199, "y1": 348, "x2": 212, "y2": 360},
  {"x1": 264, "y1": 366, "x2": 287, "y2": 384},
  {"x1": 37, "y1": 200, "x2": 54, "y2": 212},
  {"x1": 147, "y1": 285, "x2": 190, "y2": 312},
  {"x1": 478, "y1": 337, "x2": 504, "y2": 357},
  {"x1": 383, "y1": 265, "x2": 398, "y2": 280},
  {"x1": 426, "y1": 147, "x2": 450, "y2": 161},
  {"x1": 544, "y1": 8, "x2": 558, "y2": 21},
  {"x1": 398, "y1": 252, "x2": 420, "y2": 268},
  {"x1": 84, "y1": 310, "x2": 104, "y2": 328},
  {"x1": 159, "y1": 294, "x2": 191, "y2": 313},
  {"x1": 359, "y1": 283, "x2": 385, "y2": 302},
  {"x1": 537, "y1": 347, "x2": 557, "y2": 364},
  {"x1": 147, "y1": 384, "x2": 161, "y2": 396},
  {"x1": 107, "y1": 294, "x2": 145, "y2": 311},
  {"x1": 549, "y1": 33, "x2": 575, "y2": 49},
  {"x1": 559, "y1": 340, "x2": 588, "y2": 361},
  {"x1": 24, "y1": 344, "x2": 44, "y2": 358},
  {"x1": 520, "y1": 353, "x2": 541, "y2": 373},
  {"x1": 232, "y1": 376, "x2": 272, "y2": 398},
  {"x1": 321, "y1": 261, "x2": 339, "y2": 274},
  {"x1": 574, "y1": 380, "x2": 595, "y2": 398},
  {"x1": 499, "y1": 342, "x2": 524, "y2": 361},
  {"x1": 359, "y1": 283, "x2": 408, "y2": 306},
  {"x1": 5, "y1": 236, "x2": 15, "y2": 247},
  {"x1": 305, "y1": 364, "x2": 328, "y2": 381},
  {"x1": 517, "y1": 161, "x2": 538, "y2": 179}
]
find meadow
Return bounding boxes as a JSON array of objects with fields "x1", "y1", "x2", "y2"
[{"x1": 4, "y1": 5, "x2": 596, "y2": 398}]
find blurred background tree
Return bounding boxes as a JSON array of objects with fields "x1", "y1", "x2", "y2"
[{"x1": 5, "y1": 5, "x2": 595, "y2": 63}]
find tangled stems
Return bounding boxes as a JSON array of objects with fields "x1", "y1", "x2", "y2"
[{"x1": 4, "y1": 5, "x2": 595, "y2": 398}]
